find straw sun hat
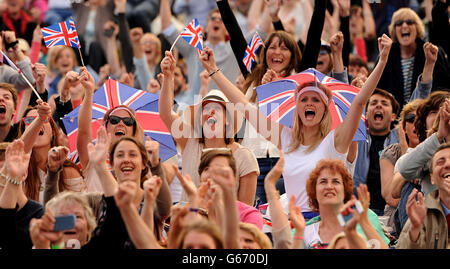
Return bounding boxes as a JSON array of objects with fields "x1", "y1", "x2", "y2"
[{"x1": 184, "y1": 89, "x2": 244, "y2": 139}]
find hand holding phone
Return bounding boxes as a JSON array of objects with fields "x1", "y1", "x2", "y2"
[
  {"x1": 53, "y1": 214, "x2": 76, "y2": 232},
  {"x1": 337, "y1": 200, "x2": 364, "y2": 227}
]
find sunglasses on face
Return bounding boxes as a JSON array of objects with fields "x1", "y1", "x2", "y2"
[
  {"x1": 404, "y1": 113, "x2": 416, "y2": 123},
  {"x1": 394, "y1": 19, "x2": 415, "y2": 27},
  {"x1": 22, "y1": 116, "x2": 49, "y2": 126},
  {"x1": 108, "y1": 115, "x2": 135, "y2": 126}
]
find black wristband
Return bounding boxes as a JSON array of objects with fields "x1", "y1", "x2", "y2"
[{"x1": 5, "y1": 40, "x2": 19, "y2": 50}]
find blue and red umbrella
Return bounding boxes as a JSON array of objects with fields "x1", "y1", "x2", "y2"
[{"x1": 255, "y1": 68, "x2": 367, "y2": 141}]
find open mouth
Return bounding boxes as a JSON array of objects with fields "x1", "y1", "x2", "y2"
[
  {"x1": 324, "y1": 192, "x2": 335, "y2": 197},
  {"x1": 305, "y1": 110, "x2": 316, "y2": 120},
  {"x1": 206, "y1": 117, "x2": 217, "y2": 125},
  {"x1": 0, "y1": 106, "x2": 6, "y2": 114},
  {"x1": 213, "y1": 26, "x2": 220, "y2": 31},
  {"x1": 272, "y1": 58, "x2": 283, "y2": 64},
  {"x1": 444, "y1": 173, "x2": 450, "y2": 179},
  {"x1": 121, "y1": 166, "x2": 134, "y2": 175},
  {"x1": 317, "y1": 61, "x2": 324, "y2": 66},
  {"x1": 64, "y1": 230, "x2": 76, "y2": 235},
  {"x1": 401, "y1": 32, "x2": 410, "y2": 38},
  {"x1": 374, "y1": 112, "x2": 384, "y2": 122},
  {"x1": 115, "y1": 130, "x2": 125, "y2": 136}
]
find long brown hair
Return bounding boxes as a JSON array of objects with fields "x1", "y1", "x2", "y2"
[
  {"x1": 288, "y1": 82, "x2": 333, "y2": 153},
  {"x1": 244, "y1": 31, "x2": 302, "y2": 103},
  {"x1": 19, "y1": 106, "x2": 80, "y2": 200}
]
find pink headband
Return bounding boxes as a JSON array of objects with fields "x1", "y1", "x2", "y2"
[
  {"x1": 296, "y1": 86, "x2": 329, "y2": 105},
  {"x1": 109, "y1": 107, "x2": 136, "y2": 118}
]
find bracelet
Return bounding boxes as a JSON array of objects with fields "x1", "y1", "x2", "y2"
[
  {"x1": 6, "y1": 176, "x2": 22, "y2": 185},
  {"x1": 293, "y1": 236, "x2": 303, "y2": 240},
  {"x1": 209, "y1": 68, "x2": 221, "y2": 77},
  {"x1": 189, "y1": 207, "x2": 200, "y2": 213}
]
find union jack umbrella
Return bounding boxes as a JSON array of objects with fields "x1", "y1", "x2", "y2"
[
  {"x1": 243, "y1": 32, "x2": 264, "y2": 73},
  {"x1": 62, "y1": 79, "x2": 177, "y2": 166},
  {"x1": 256, "y1": 68, "x2": 367, "y2": 141},
  {"x1": 180, "y1": 18, "x2": 204, "y2": 52},
  {"x1": 41, "y1": 19, "x2": 80, "y2": 48}
]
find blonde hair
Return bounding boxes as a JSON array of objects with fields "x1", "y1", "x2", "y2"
[
  {"x1": 45, "y1": 192, "x2": 97, "y2": 243},
  {"x1": 389, "y1": 8, "x2": 425, "y2": 43},
  {"x1": 47, "y1": 46, "x2": 78, "y2": 73},
  {"x1": 141, "y1": 33, "x2": 162, "y2": 66},
  {"x1": 398, "y1": 98, "x2": 424, "y2": 130},
  {"x1": 288, "y1": 82, "x2": 332, "y2": 153},
  {"x1": 239, "y1": 222, "x2": 272, "y2": 249}
]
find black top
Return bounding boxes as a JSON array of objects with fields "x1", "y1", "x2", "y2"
[
  {"x1": 0, "y1": 199, "x2": 44, "y2": 250},
  {"x1": 367, "y1": 134, "x2": 389, "y2": 212},
  {"x1": 3, "y1": 122, "x2": 20, "y2": 142}
]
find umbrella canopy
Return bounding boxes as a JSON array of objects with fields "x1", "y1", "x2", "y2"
[
  {"x1": 62, "y1": 79, "x2": 177, "y2": 165},
  {"x1": 255, "y1": 68, "x2": 367, "y2": 141}
]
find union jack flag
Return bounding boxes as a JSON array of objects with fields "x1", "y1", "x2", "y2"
[
  {"x1": 41, "y1": 19, "x2": 80, "y2": 48},
  {"x1": 243, "y1": 32, "x2": 264, "y2": 73},
  {"x1": 1, "y1": 50, "x2": 20, "y2": 72},
  {"x1": 180, "y1": 18, "x2": 203, "y2": 52},
  {"x1": 256, "y1": 68, "x2": 367, "y2": 141},
  {"x1": 62, "y1": 79, "x2": 177, "y2": 167}
]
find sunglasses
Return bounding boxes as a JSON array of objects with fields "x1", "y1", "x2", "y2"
[
  {"x1": 108, "y1": 115, "x2": 135, "y2": 126},
  {"x1": 22, "y1": 116, "x2": 49, "y2": 126},
  {"x1": 404, "y1": 113, "x2": 416, "y2": 123},
  {"x1": 394, "y1": 19, "x2": 415, "y2": 27}
]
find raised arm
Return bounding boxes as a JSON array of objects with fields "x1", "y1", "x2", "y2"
[
  {"x1": 87, "y1": 126, "x2": 118, "y2": 197},
  {"x1": 43, "y1": 146, "x2": 70, "y2": 204},
  {"x1": 115, "y1": 0, "x2": 134, "y2": 74},
  {"x1": 103, "y1": 21, "x2": 122, "y2": 78},
  {"x1": 76, "y1": 67, "x2": 96, "y2": 169},
  {"x1": 199, "y1": 47, "x2": 283, "y2": 148},
  {"x1": 298, "y1": 0, "x2": 327, "y2": 71},
  {"x1": 216, "y1": 0, "x2": 250, "y2": 78},
  {"x1": 20, "y1": 100, "x2": 51, "y2": 154},
  {"x1": 159, "y1": 51, "x2": 188, "y2": 151},
  {"x1": 334, "y1": 34, "x2": 392, "y2": 154},
  {"x1": 361, "y1": 0, "x2": 376, "y2": 40},
  {"x1": 115, "y1": 180, "x2": 162, "y2": 249}
]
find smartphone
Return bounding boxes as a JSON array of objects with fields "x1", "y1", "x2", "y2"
[
  {"x1": 53, "y1": 214, "x2": 76, "y2": 232},
  {"x1": 337, "y1": 200, "x2": 364, "y2": 227},
  {"x1": 104, "y1": 27, "x2": 114, "y2": 37}
]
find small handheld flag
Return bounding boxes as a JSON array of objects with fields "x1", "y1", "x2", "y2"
[
  {"x1": 41, "y1": 19, "x2": 80, "y2": 49},
  {"x1": 0, "y1": 51, "x2": 42, "y2": 101},
  {"x1": 171, "y1": 18, "x2": 204, "y2": 53},
  {"x1": 243, "y1": 32, "x2": 264, "y2": 73}
]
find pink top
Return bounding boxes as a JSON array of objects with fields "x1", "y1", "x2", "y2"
[{"x1": 237, "y1": 201, "x2": 263, "y2": 230}]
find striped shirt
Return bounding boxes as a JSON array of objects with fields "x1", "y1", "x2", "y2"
[{"x1": 401, "y1": 56, "x2": 415, "y2": 103}]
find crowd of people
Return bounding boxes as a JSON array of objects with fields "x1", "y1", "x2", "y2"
[{"x1": 0, "y1": 0, "x2": 449, "y2": 250}]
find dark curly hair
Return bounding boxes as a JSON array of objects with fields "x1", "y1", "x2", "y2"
[{"x1": 414, "y1": 91, "x2": 450, "y2": 142}]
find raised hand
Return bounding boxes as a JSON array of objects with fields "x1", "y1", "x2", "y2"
[
  {"x1": 32, "y1": 25, "x2": 43, "y2": 43},
  {"x1": 103, "y1": 20, "x2": 119, "y2": 40},
  {"x1": 161, "y1": 51, "x2": 176, "y2": 77},
  {"x1": 199, "y1": 47, "x2": 218, "y2": 74},
  {"x1": 356, "y1": 184, "x2": 370, "y2": 219},
  {"x1": 209, "y1": 165, "x2": 236, "y2": 192},
  {"x1": 378, "y1": 34, "x2": 393, "y2": 62},
  {"x1": 87, "y1": 126, "x2": 111, "y2": 167},
  {"x1": 423, "y1": 42, "x2": 438, "y2": 65},
  {"x1": 351, "y1": 74, "x2": 367, "y2": 88},
  {"x1": 5, "y1": 140, "x2": 31, "y2": 181},
  {"x1": 405, "y1": 189, "x2": 426, "y2": 236},
  {"x1": 436, "y1": 99, "x2": 450, "y2": 142},
  {"x1": 115, "y1": 181, "x2": 138, "y2": 209},
  {"x1": 340, "y1": 197, "x2": 361, "y2": 232},
  {"x1": 337, "y1": 0, "x2": 351, "y2": 17},
  {"x1": 261, "y1": 69, "x2": 278, "y2": 85},
  {"x1": 79, "y1": 67, "x2": 95, "y2": 96},
  {"x1": 119, "y1": 72, "x2": 135, "y2": 87},
  {"x1": 329, "y1": 31, "x2": 344, "y2": 55},
  {"x1": 265, "y1": 0, "x2": 281, "y2": 20},
  {"x1": 47, "y1": 146, "x2": 70, "y2": 172},
  {"x1": 145, "y1": 136, "x2": 160, "y2": 167},
  {"x1": 289, "y1": 195, "x2": 305, "y2": 234},
  {"x1": 36, "y1": 99, "x2": 52, "y2": 123},
  {"x1": 143, "y1": 175, "x2": 162, "y2": 203},
  {"x1": 130, "y1": 27, "x2": 144, "y2": 45},
  {"x1": 32, "y1": 63, "x2": 47, "y2": 93},
  {"x1": 173, "y1": 164, "x2": 198, "y2": 201},
  {"x1": 147, "y1": 78, "x2": 161, "y2": 94},
  {"x1": 265, "y1": 150, "x2": 284, "y2": 187},
  {"x1": 200, "y1": 70, "x2": 211, "y2": 89},
  {"x1": 397, "y1": 122, "x2": 408, "y2": 155}
]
